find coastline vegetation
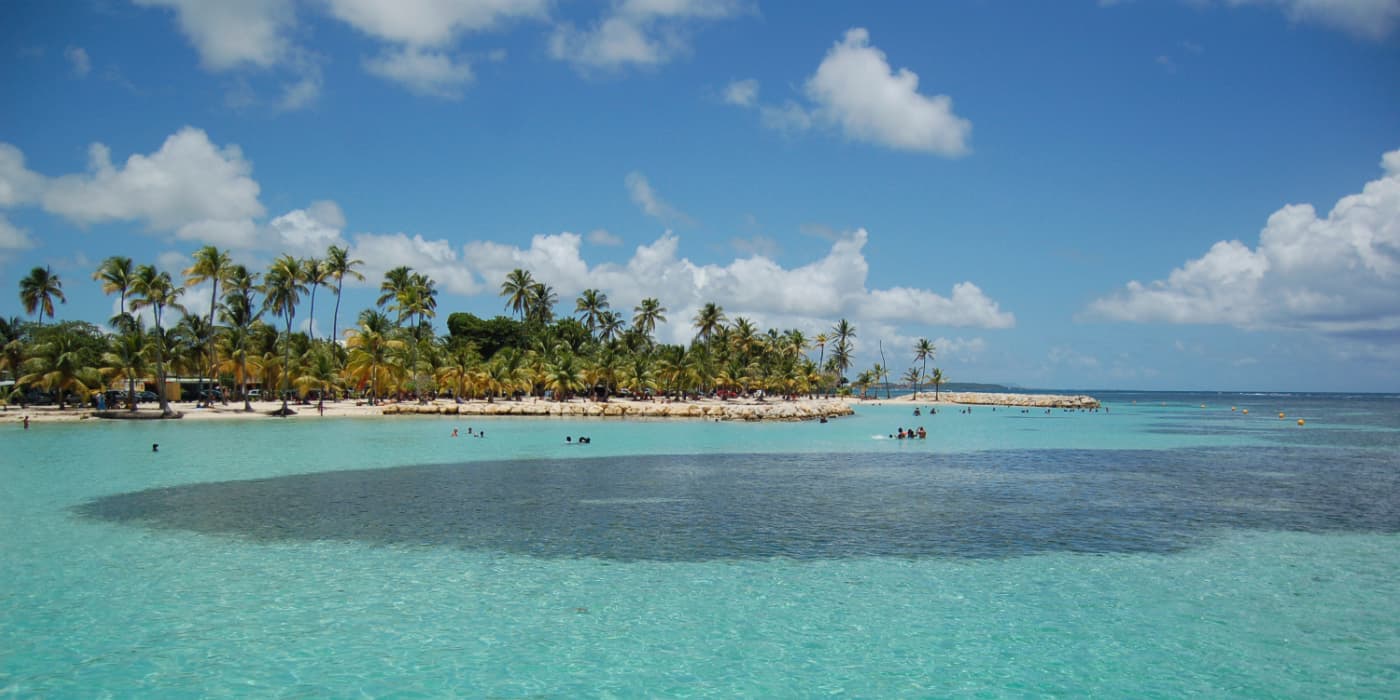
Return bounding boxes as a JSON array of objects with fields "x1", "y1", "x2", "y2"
[{"x1": 4, "y1": 247, "x2": 945, "y2": 412}]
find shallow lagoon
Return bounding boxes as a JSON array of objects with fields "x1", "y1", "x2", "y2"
[{"x1": 4, "y1": 393, "x2": 1399, "y2": 696}]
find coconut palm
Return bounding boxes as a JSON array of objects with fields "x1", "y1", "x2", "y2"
[
  {"x1": 692, "y1": 302, "x2": 726, "y2": 343},
  {"x1": 542, "y1": 351, "x2": 585, "y2": 401},
  {"x1": 397, "y1": 272, "x2": 438, "y2": 402},
  {"x1": 129, "y1": 265, "x2": 185, "y2": 416},
  {"x1": 92, "y1": 255, "x2": 134, "y2": 322},
  {"x1": 19, "y1": 331, "x2": 97, "y2": 409},
  {"x1": 301, "y1": 257, "x2": 330, "y2": 340},
  {"x1": 377, "y1": 266, "x2": 413, "y2": 320},
  {"x1": 263, "y1": 254, "x2": 307, "y2": 415},
  {"x1": 174, "y1": 313, "x2": 214, "y2": 402},
  {"x1": 293, "y1": 345, "x2": 342, "y2": 401},
  {"x1": 597, "y1": 310, "x2": 625, "y2": 344},
  {"x1": 913, "y1": 338, "x2": 935, "y2": 398},
  {"x1": 499, "y1": 268, "x2": 535, "y2": 320},
  {"x1": 830, "y1": 318, "x2": 856, "y2": 380},
  {"x1": 632, "y1": 297, "x2": 667, "y2": 342},
  {"x1": 931, "y1": 368, "x2": 945, "y2": 401},
  {"x1": 101, "y1": 323, "x2": 151, "y2": 411},
  {"x1": 19, "y1": 266, "x2": 65, "y2": 326},
  {"x1": 575, "y1": 288, "x2": 610, "y2": 335},
  {"x1": 183, "y1": 245, "x2": 232, "y2": 406},
  {"x1": 219, "y1": 265, "x2": 261, "y2": 410},
  {"x1": 0, "y1": 316, "x2": 26, "y2": 383},
  {"x1": 324, "y1": 245, "x2": 364, "y2": 346},
  {"x1": 344, "y1": 310, "x2": 401, "y2": 406}
]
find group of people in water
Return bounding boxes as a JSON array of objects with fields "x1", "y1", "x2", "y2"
[
  {"x1": 450, "y1": 427, "x2": 485, "y2": 438},
  {"x1": 892, "y1": 426, "x2": 927, "y2": 440}
]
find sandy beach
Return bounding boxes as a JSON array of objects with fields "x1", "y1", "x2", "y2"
[{"x1": 7, "y1": 390, "x2": 1099, "y2": 425}]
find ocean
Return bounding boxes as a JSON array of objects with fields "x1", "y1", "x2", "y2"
[{"x1": 3, "y1": 391, "x2": 1398, "y2": 696}]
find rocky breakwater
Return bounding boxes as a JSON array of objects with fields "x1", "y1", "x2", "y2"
[
  {"x1": 938, "y1": 392, "x2": 1101, "y2": 409},
  {"x1": 382, "y1": 399, "x2": 854, "y2": 421}
]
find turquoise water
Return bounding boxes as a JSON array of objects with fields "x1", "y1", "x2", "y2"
[{"x1": 3, "y1": 393, "x2": 1399, "y2": 696}]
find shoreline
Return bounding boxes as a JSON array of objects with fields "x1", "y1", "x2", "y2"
[{"x1": 6, "y1": 391, "x2": 1100, "y2": 425}]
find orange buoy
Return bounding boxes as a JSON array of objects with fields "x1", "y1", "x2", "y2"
[
  {"x1": 1278, "y1": 412, "x2": 1285, "y2": 419},
  {"x1": 1297, "y1": 419, "x2": 1305, "y2": 426},
  {"x1": 1242, "y1": 409, "x2": 1249, "y2": 414}
]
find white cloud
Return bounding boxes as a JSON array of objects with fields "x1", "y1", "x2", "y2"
[
  {"x1": 269, "y1": 200, "x2": 347, "y2": 256},
  {"x1": 36, "y1": 127, "x2": 265, "y2": 245},
  {"x1": 723, "y1": 78, "x2": 758, "y2": 107},
  {"x1": 363, "y1": 46, "x2": 474, "y2": 98},
  {"x1": 322, "y1": 0, "x2": 548, "y2": 46},
  {"x1": 1225, "y1": 0, "x2": 1400, "y2": 41},
  {"x1": 549, "y1": 0, "x2": 750, "y2": 71},
  {"x1": 0, "y1": 214, "x2": 34, "y2": 259},
  {"x1": 587, "y1": 228, "x2": 622, "y2": 245},
  {"x1": 625, "y1": 171, "x2": 694, "y2": 225},
  {"x1": 0, "y1": 144, "x2": 45, "y2": 207},
  {"x1": 65, "y1": 46, "x2": 91, "y2": 77},
  {"x1": 803, "y1": 28, "x2": 971, "y2": 156},
  {"x1": 932, "y1": 336, "x2": 987, "y2": 362},
  {"x1": 349, "y1": 231, "x2": 483, "y2": 296},
  {"x1": 134, "y1": 0, "x2": 294, "y2": 69},
  {"x1": 1048, "y1": 346, "x2": 1101, "y2": 369},
  {"x1": 1086, "y1": 147, "x2": 1400, "y2": 338},
  {"x1": 730, "y1": 235, "x2": 778, "y2": 257}
]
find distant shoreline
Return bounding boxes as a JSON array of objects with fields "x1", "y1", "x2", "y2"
[{"x1": 7, "y1": 391, "x2": 1100, "y2": 425}]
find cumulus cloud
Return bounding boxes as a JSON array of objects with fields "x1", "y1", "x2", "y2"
[
  {"x1": 37, "y1": 127, "x2": 264, "y2": 244},
  {"x1": 587, "y1": 228, "x2": 623, "y2": 245},
  {"x1": 323, "y1": 0, "x2": 548, "y2": 45},
  {"x1": 723, "y1": 78, "x2": 758, "y2": 107},
  {"x1": 350, "y1": 231, "x2": 483, "y2": 296},
  {"x1": 1086, "y1": 147, "x2": 1400, "y2": 339},
  {"x1": 268, "y1": 200, "x2": 347, "y2": 256},
  {"x1": 65, "y1": 46, "x2": 90, "y2": 77},
  {"x1": 728, "y1": 28, "x2": 971, "y2": 156},
  {"x1": 134, "y1": 0, "x2": 294, "y2": 69},
  {"x1": 625, "y1": 171, "x2": 694, "y2": 225},
  {"x1": 0, "y1": 214, "x2": 34, "y2": 260},
  {"x1": 1225, "y1": 0, "x2": 1400, "y2": 41},
  {"x1": 363, "y1": 46, "x2": 474, "y2": 97},
  {"x1": 550, "y1": 0, "x2": 751, "y2": 71}
]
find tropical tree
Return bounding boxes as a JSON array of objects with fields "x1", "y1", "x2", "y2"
[
  {"x1": 692, "y1": 302, "x2": 726, "y2": 343},
  {"x1": 293, "y1": 344, "x2": 342, "y2": 401},
  {"x1": 632, "y1": 297, "x2": 667, "y2": 342},
  {"x1": 129, "y1": 264, "x2": 185, "y2": 416},
  {"x1": 575, "y1": 288, "x2": 610, "y2": 335},
  {"x1": 301, "y1": 257, "x2": 331, "y2": 340},
  {"x1": 597, "y1": 310, "x2": 625, "y2": 344},
  {"x1": 19, "y1": 331, "x2": 97, "y2": 409},
  {"x1": 219, "y1": 264, "x2": 261, "y2": 410},
  {"x1": 527, "y1": 282, "x2": 557, "y2": 325},
  {"x1": 324, "y1": 245, "x2": 364, "y2": 346},
  {"x1": 830, "y1": 318, "x2": 856, "y2": 380},
  {"x1": 19, "y1": 266, "x2": 65, "y2": 326},
  {"x1": 397, "y1": 271, "x2": 438, "y2": 401},
  {"x1": 101, "y1": 323, "x2": 151, "y2": 411},
  {"x1": 931, "y1": 368, "x2": 946, "y2": 400},
  {"x1": 499, "y1": 268, "x2": 535, "y2": 320},
  {"x1": 0, "y1": 316, "x2": 26, "y2": 383},
  {"x1": 913, "y1": 338, "x2": 935, "y2": 398},
  {"x1": 92, "y1": 255, "x2": 135, "y2": 323},
  {"x1": 263, "y1": 254, "x2": 307, "y2": 415},
  {"x1": 344, "y1": 310, "x2": 401, "y2": 405},
  {"x1": 541, "y1": 350, "x2": 585, "y2": 401},
  {"x1": 901, "y1": 366, "x2": 922, "y2": 389},
  {"x1": 181, "y1": 245, "x2": 232, "y2": 406}
]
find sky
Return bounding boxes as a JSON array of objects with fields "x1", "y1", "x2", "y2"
[{"x1": 2, "y1": 0, "x2": 1399, "y2": 392}]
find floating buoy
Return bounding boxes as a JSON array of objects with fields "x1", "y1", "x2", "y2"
[
  {"x1": 1297, "y1": 419, "x2": 1305, "y2": 426},
  {"x1": 1243, "y1": 409, "x2": 1249, "y2": 414},
  {"x1": 1231, "y1": 406, "x2": 1237, "y2": 412},
  {"x1": 1278, "y1": 412, "x2": 1286, "y2": 419}
]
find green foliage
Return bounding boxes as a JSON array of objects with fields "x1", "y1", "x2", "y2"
[{"x1": 447, "y1": 312, "x2": 527, "y2": 359}]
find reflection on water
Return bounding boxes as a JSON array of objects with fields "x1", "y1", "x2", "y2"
[{"x1": 76, "y1": 446, "x2": 1400, "y2": 561}]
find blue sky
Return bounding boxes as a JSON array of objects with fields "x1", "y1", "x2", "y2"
[{"x1": 2, "y1": 0, "x2": 1398, "y2": 392}]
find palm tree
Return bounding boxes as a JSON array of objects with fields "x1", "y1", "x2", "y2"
[
  {"x1": 102, "y1": 323, "x2": 151, "y2": 411},
  {"x1": 499, "y1": 268, "x2": 535, "y2": 320},
  {"x1": 0, "y1": 316, "x2": 26, "y2": 384},
  {"x1": 830, "y1": 318, "x2": 856, "y2": 380},
  {"x1": 183, "y1": 245, "x2": 232, "y2": 407},
  {"x1": 129, "y1": 265, "x2": 185, "y2": 415},
  {"x1": 377, "y1": 266, "x2": 413, "y2": 319},
  {"x1": 19, "y1": 331, "x2": 97, "y2": 410},
  {"x1": 575, "y1": 288, "x2": 610, "y2": 335},
  {"x1": 542, "y1": 351, "x2": 585, "y2": 401},
  {"x1": 300, "y1": 257, "x2": 331, "y2": 341},
  {"x1": 174, "y1": 313, "x2": 214, "y2": 402},
  {"x1": 293, "y1": 344, "x2": 342, "y2": 402},
  {"x1": 692, "y1": 302, "x2": 726, "y2": 343},
  {"x1": 344, "y1": 310, "x2": 401, "y2": 406},
  {"x1": 92, "y1": 255, "x2": 134, "y2": 322},
  {"x1": 398, "y1": 272, "x2": 438, "y2": 402},
  {"x1": 597, "y1": 310, "x2": 625, "y2": 344},
  {"x1": 527, "y1": 282, "x2": 557, "y2": 325},
  {"x1": 219, "y1": 265, "x2": 261, "y2": 410},
  {"x1": 19, "y1": 266, "x2": 65, "y2": 326},
  {"x1": 324, "y1": 245, "x2": 364, "y2": 346},
  {"x1": 633, "y1": 297, "x2": 667, "y2": 341},
  {"x1": 913, "y1": 338, "x2": 935, "y2": 398},
  {"x1": 931, "y1": 368, "x2": 945, "y2": 401},
  {"x1": 901, "y1": 366, "x2": 922, "y2": 390},
  {"x1": 263, "y1": 254, "x2": 307, "y2": 415}
]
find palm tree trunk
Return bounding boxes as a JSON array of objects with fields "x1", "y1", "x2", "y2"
[
  {"x1": 280, "y1": 315, "x2": 292, "y2": 415},
  {"x1": 331, "y1": 282, "x2": 343, "y2": 346}
]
